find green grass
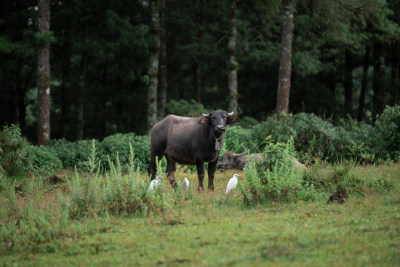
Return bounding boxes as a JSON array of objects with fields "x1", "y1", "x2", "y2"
[{"x1": 1, "y1": 164, "x2": 400, "y2": 266}]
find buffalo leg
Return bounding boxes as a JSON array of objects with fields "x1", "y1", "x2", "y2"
[
  {"x1": 147, "y1": 152, "x2": 164, "y2": 180},
  {"x1": 196, "y1": 161, "x2": 205, "y2": 191},
  {"x1": 166, "y1": 156, "x2": 178, "y2": 188},
  {"x1": 207, "y1": 160, "x2": 217, "y2": 190}
]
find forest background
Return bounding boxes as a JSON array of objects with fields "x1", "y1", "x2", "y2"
[{"x1": 1, "y1": 0, "x2": 399, "y2": 144}]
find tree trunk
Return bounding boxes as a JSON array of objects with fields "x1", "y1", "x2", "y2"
[
  {"x1": 227, "y1": 0, "x2": 238, "y2": 115},
  {"x1": 276, "y1": 0, "x2": 294, "y2": 114},
  {"x1": 77, "y1": 53, "x2": 86, "y2": 140},
  {"x1": 61, "y1": 26, "x2": 71, "y2": 138},
  {"x1": 373, "y1": 42, "x2": 386, "y2": 121},
  {"x1": 37, "y1": 0, "x2": 51, "y2": 145},
  {"x1": 344, "y1": 49, "x2": 353, "y2": 117},
  {"x1": 194, "y1": 0, "x2": 206, "y2": 104},
  {"x1": 391, "y1": 41, "x2": 400, "y2": 105},
  {"x1": 157, "y1": 0, "x2": 167, "y2": 120},
  {"x1": 147, "y1": 0, "x2": 161, "y2": 132},
  {"x1": 358, "y1": 46, "x2": 370, "y2": 121}
]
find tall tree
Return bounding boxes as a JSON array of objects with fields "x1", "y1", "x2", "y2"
[
  {"x1": 147, "y1": 0, "x2": 161, "y2": 132},
  {"x1": 227, "y1": 0, "x2": 238, "y2": 115},
  {"x1": 194, "y1": 0, "x2": 207, "y2": 103},
  {"x1": 157, "y1": 0, "x2": 167, "y2": 120},
  {"x1": 276, "y1": 0, "x2": 294, "y2": 114},
  {"x1": 344, "y1": 49, "x2": 354, "y2": 116},
  {"x1": 373, "y1": 42, "x2": 386, "y2": 120},
  {"x1": 37, "y1": 0, "x2": 51, "y2": 145},
  {"x1": 358, "y1": 46, "x2": 370, "y2": 121}
]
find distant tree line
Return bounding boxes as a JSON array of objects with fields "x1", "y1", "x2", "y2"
[{"x1": 0, "y1": 0, "x2": 399, "y2": 143}]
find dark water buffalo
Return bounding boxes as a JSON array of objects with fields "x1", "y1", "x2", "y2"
[
  {"x1": 147, "y1": 110, "x2": 239, "y2": 190},
  {"x1": 217, "y1": 148, "x2": 263, "y2": 170},
  {"x1": 218, "y1": 148, "x2": 306, "y2": 171}
]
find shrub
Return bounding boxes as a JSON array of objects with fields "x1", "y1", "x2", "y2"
[
  {"x1": 301, "y1": 160, "x2": 393, "y2": 195},
  {"x1": 47, "y1": 139, "x2": 95, "y2": 169},
  {"x1": 67, "y1": 143, "x2": 169, "y2": 219},
  {"x1": 224, "y1": 126, "x2": 257, "y2": 154},
  {"x1": 165, "y1": 99, "x2": 208, "y2": 117},
  {"x1": 98, "y1": 133, "x2": 150, "y2": 171},
  {"x1": 0, "y1": 125, "x2": 28, "y2": 177},
  {"x1": 240, "y1": 137, "x2": 314, "y2": 205},
  {"x1": 25, "y1": 145, "x2": 63, "y2": 174},
  {"x1": 374, "y1": 104, "x2": 400, "y2": 159}
]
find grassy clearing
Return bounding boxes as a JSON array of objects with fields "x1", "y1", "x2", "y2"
[{"x1": 1, "y1": 164, "x2": 400, "y2": 266}]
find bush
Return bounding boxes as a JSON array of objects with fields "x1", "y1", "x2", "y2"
[
  {"x1": 0, "y1": 125, "x2": 28, "y2": 177},
  {"x1": 301, "y1": 160, "x2": 393, "y2": 195},
  {"x1": 240, "y1": 137, "x2": 315, "y2": 205},
  {"x1": 374, "y1": 104, "x2": 400, "y2": 159},
  {"x1": 98, "y1": 133, "x2": 150, "y2": 171},
  {"x1": 25, "y1": 145, "x2": 63, "y2": 174},
  {"x1": 67, "y1": 143, "x2": 169, "y2": 218},
  {"x1": 165, "y1": 99, "x2": 208, "y2": 117},
  {"x1": 47, "y1": 139, "x2": 95, "y2": 169},
  {"x1": 224, "y1": 126, "x2": 256, "y2": 154}
]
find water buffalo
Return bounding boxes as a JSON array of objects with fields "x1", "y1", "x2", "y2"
[
  {"x1": 147, "y1": 110, "x2": 239, "y2": 191},
  {"x1": 217, "y1": 148, "x2": 263, "y2": 170},
  {"x1": 218, "y1": 148, "x2": 306, "y2": 171}
]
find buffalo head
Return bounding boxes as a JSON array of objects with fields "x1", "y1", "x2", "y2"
[
  {"x1": 198, "y1": 110, "x2": 239, "y2": 135},
  {"x1": 217, "y1": 147, "x2": 248, "y2": 170}
]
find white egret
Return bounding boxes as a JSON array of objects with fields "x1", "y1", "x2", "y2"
[
  {"x1": 226, "y1": 173, "x2": 239, "y2": 194},
  {"x1": 182, "y1": 177, "x2": 189, "y2": 191},
  {"x1": 148, "y1": 175, "x2": 161, "y2": 191}
]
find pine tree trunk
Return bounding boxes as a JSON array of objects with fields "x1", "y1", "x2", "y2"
[
  {"x1": 344, "y1": 49, "x2": 353, "y2": 117},
  {"x1": 358, "y1": 46, "x2": 370, "y2": 121},
  {"x1": 61, "y1": 26, "x2": 71, "y2": 138},
  {"x1": 37, "y1": 0, "x2": 51, "y2": 145},
  {"x1": 391, "y1": 41, "x2": 400, "y2": 105},
  {"x1": 276, "y1": 0, "x2": 294, "y2": 114},
  {"x1": 147, "y1": 0, "x2": 160, "y2": 132},
  {"x1": 373, "y1": 42, "x2": 386, "y2": 121},
  {"x1": 157, "y1": 0, "x2": 167, "y2": 120},
  {"x1": 227, "y1": 0, "x2": 238, "y2": 115},
  {"x1": 193, "y1": 62, "x2": 202, "y2": 103},
  {"x1": 77, "y1": 53, "x2": 86, "y2": 140}
]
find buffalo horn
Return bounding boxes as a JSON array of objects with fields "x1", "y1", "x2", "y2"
[
  {"x1": 227, "y1": 111, "x2": 234, "y2": 116},
  {"x1": 233, "y1": 147, "x2": 248, "y2": 157},
  {"x1": 202, "y1": 113, "x2": 210, "y2": 117}
]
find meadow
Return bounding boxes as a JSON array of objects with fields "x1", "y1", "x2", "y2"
[{"x1": 1, "y1": 161, "x2": 399, "y2": 266}]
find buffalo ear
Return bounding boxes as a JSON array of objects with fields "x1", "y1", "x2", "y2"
[
  {"x1": 198, "y1": 116, "x2": 211, "y2": 125},
  {"x1": 227, "y1": 115, "x2": 239, "y2": 124}
]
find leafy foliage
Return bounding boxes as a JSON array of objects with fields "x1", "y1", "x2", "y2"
[
  {"x1": 240, "y1": 137, "x2": 312, "y2": 205},
  {"x1": 165, "y1": 99, "x2": 208, "y2": 117},
  {"x1": 0, "y1": 125, "x2": 28, "y2": 177}
]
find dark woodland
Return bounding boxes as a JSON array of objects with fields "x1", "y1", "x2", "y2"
[{"x1": 1, "y1": 0, "x2": 400, "y2": 142}]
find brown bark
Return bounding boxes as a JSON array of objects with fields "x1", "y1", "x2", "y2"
[
  {"x1": 373, "y1": 42, "x2": 386, "y2": 121},
  {"x1": 157, "y1": 0, "x2": 167, "y2": 120},
  {"x1": 61, "y1": 26, "x2": 71, "y2": 138},
  {"x1": 276, "y1": 0, "x2": 294, "y2": 114},
  {"x1": 194, "y1": 0, "x2": 206, "y2": 104},
  {"x1": 37, "y1": 0, "x2": 51, "y2": 145},
  {"x1": 147, "y1": 0, "x2": 161, "y2": 132},
  {"x1": 227, "y1": 0, "x2": 238, "y2": 115},
  {"x1": 391, "y1": 41, "x2": 400, "y2": 105},
  {"x1": 358, "y1": 46, "x2": 370, "y2": 121},
  {"x1": 344, "y1": 49, "x2": 353, "y2": 117},
  {"x1": 77, "y1": 53, "x2": 86, "y2": 140}
]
